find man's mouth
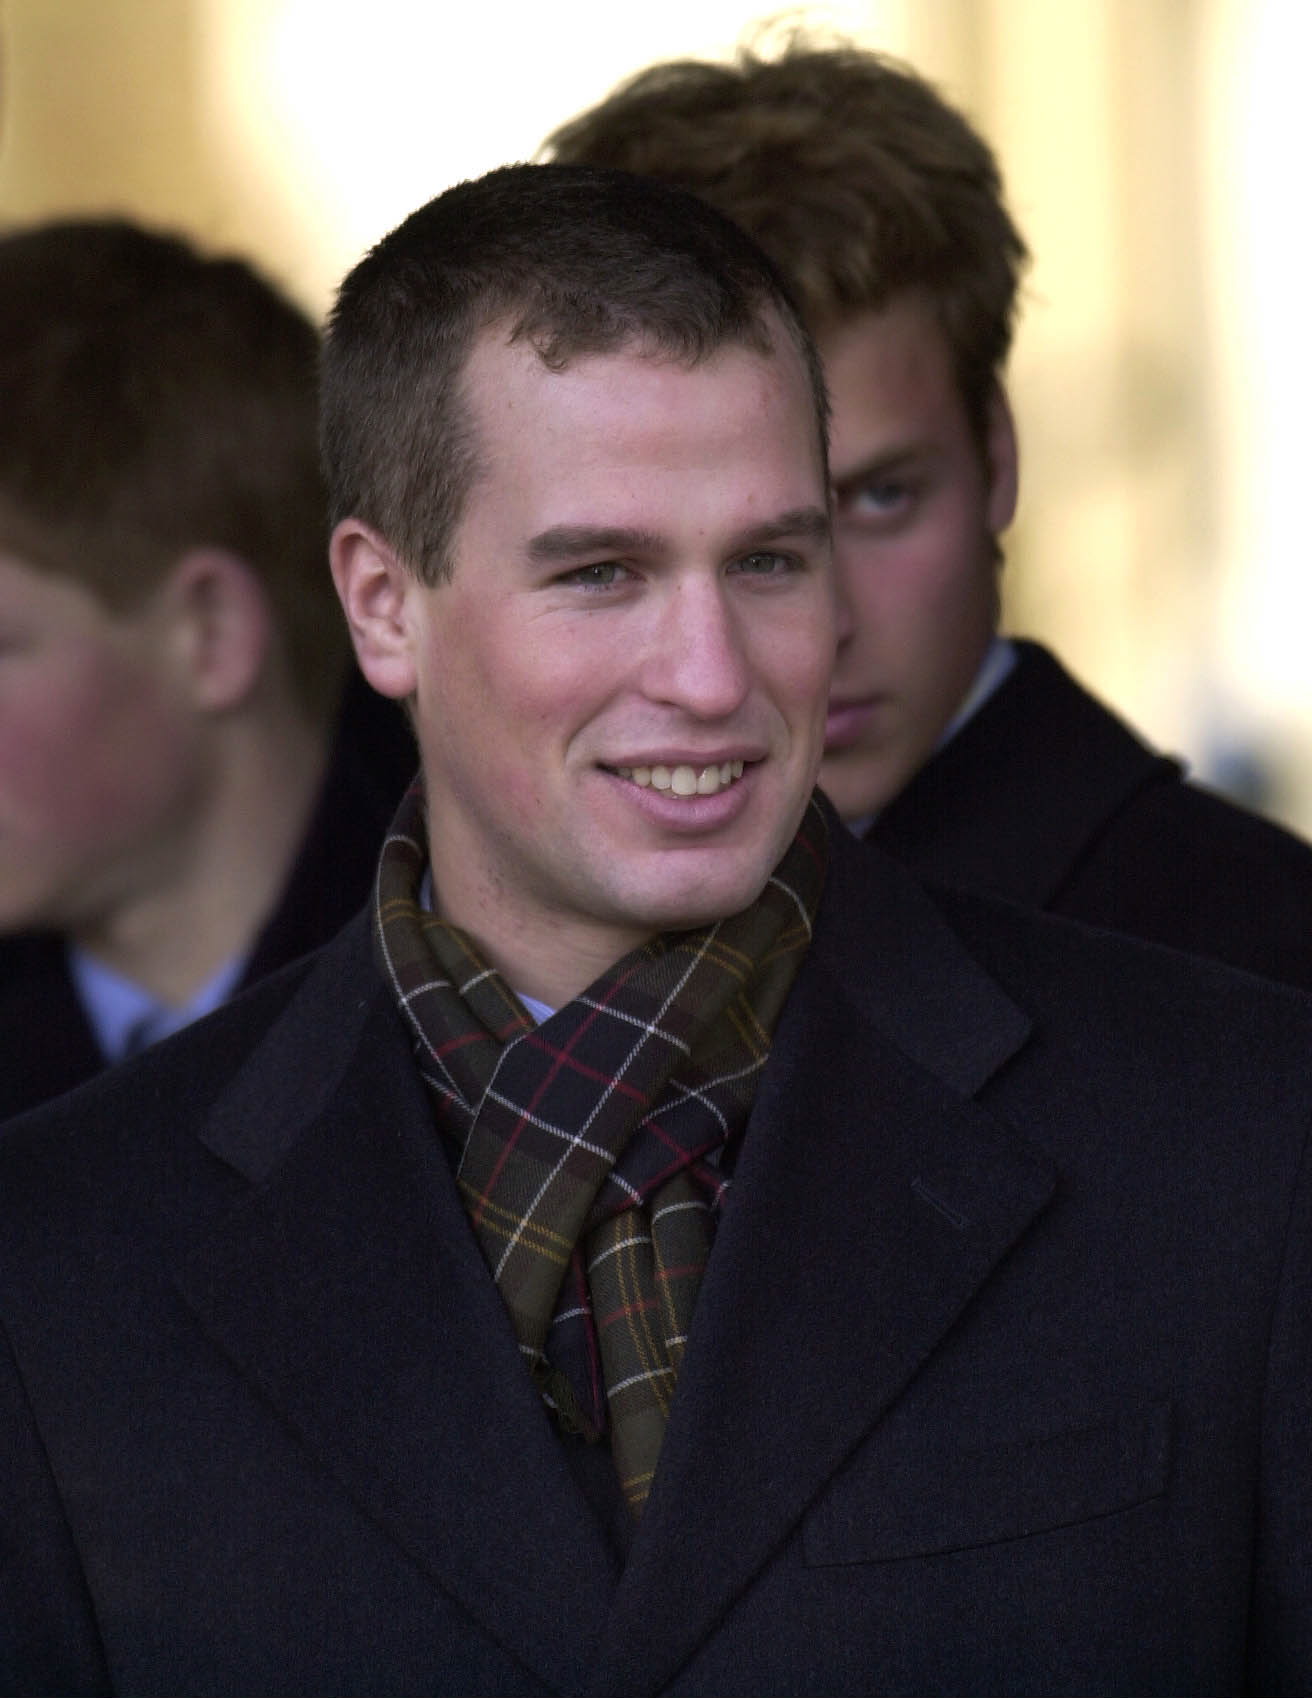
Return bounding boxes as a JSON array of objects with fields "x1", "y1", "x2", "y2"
[
  {"x1": 611, "y1": 759, "x2": 746, "y2": 797},
  {"x1": 824, "y1": 697, "x2": 880, "y2": 750}
]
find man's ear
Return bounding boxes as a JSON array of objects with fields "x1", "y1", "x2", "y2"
[
  {"x1": 157, "y1": 548, "x2": 272, "y2": 713},
  {"x1": 984, "y1": 384, "x2": 1020, "y2": 537},
  {"x1": 329, "y1": 518, "x2": 420, "y2": 701}
]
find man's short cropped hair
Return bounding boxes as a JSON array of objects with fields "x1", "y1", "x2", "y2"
[
  {"x1": 543, "y1": 41, "x2": 1029, "y2": 441},
  {"x1": 0, "y1": 219, "x2": 344, "y2": 720},
  {"x1": 320, "y1": 161, "x2": 829, "y2": 584}
]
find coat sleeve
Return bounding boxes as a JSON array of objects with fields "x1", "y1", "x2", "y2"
[
  {"x1": 1248, "y1": 1116, "x2": 1312, "y2": 1692},
  {"x1": 0, "y1": 1318, "x2": 110, "y2": 1697}
]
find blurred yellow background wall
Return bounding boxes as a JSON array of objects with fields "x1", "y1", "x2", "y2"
[{"x1": 3, "y1": 0, "x2": 1308, "y2": 830}]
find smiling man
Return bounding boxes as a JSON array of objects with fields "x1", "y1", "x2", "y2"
[
  {"x1": 2, "y1": 166, "x2": 1311, "y2": 1696},
  {"x1": 330, "y1": 301, "x2": 834, "y2": 1008}
]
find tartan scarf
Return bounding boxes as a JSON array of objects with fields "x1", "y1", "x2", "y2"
[{"x1": 374, "y1": 783, "x2": 827, "y2": 1515}]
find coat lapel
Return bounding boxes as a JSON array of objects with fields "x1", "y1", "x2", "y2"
[
  {"x1": 871, "y1": 641, "x2": 1174, "y2": 906},
  {"x1": 171, "y1": 919, "x2": 618, "y2": 1697},
  {"x1": 589, "y1": 834, "x2": 1057, "y2": 1696}
]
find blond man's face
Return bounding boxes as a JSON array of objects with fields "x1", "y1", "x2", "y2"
[{"x1": 818, "y1": 295, "x2": 1017, "y2": 822}]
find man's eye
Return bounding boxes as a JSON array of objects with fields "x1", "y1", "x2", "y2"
[
  {"x1": 842, "y1": 479, "x2": 912, "y2": 519},
  {"x1": 731, "y1": 550, "x2": 796, "y2": 577},
  {"x1": 563, "y1": 561, "x2": 628, "y2": 587}
]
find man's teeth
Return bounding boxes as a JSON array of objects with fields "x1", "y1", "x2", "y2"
[{"x1": 614, "y1": 759, "x2": 746, "y2": 797}]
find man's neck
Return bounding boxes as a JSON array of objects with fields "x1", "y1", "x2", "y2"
[{"x1": 418, "y1": 862, "x2": 652, "y2": 1011}]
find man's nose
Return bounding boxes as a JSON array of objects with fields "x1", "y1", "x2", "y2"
[{"x1": 638, "y1": 576, "x2": 751, "y2": 719}]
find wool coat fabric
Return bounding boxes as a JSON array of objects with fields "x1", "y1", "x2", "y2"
[
  {"x1": 0, "y1": 819, "x2": 1309, "y2": 1696},
  {"x1": 870, "y1": 640, "x2": 1312, "y2": 988}
]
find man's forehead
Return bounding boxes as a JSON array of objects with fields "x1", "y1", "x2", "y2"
[
  {"x1": 441, "y1": 323, "x2": 829, "y2": 571},
  {"x1": 458, "y1": 319, "x2": 825, "y2": 481},
  {"x1": 817, "y1": 296, "x2": 967, "y2": 413}
]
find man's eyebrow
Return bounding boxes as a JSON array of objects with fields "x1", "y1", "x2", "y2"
[
  {"x1": 527, "y1": 525, "x2": 666, "y2": 562},
  {"x1": 734, "y1": 507, "x2": 832, "y2": 550},
  {"x1": 527, "y1": 507, "x2": 831, "y2": 563},
  {"x1": 831, "y1": 446, "x2": 926, "y2": 496}
]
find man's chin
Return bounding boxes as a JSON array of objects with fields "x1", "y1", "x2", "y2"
[{"x1": 611, "y1": 858, "x2": 781, "y2": 937}]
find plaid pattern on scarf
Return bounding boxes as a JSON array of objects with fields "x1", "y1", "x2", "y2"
[{"x1": 374, "y1": 784, "x2": 827, "y2": 1514}]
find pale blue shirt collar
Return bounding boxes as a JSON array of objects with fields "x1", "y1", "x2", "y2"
[
  {"x1": 69, "y1": 945, "x2": 248, "y2": 1063},
  {"x1": 936, "y1": 634, "x2": 1017, "y2": 750},
  {"x1": 846, "y1": 635, "x2": 1017, "y2": 837}
]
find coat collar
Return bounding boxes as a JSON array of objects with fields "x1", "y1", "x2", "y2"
[
  {"x1": 177, "y1": 917, "x2": 620, "y2": 1695},
  {"x1": 871, "y1": 640, "x2": 1178, "y2": 906},
  {"x1": 178, "y1": 828, "x2": 1055, "y2": 1696}
]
